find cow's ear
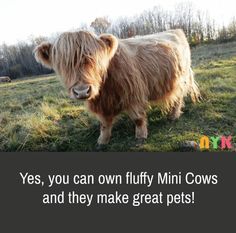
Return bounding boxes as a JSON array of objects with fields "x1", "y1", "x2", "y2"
[
  {"x1": 99, "y1": 34, "x2": 118, "y2": 59},
  {"x1": 34, "y1": 42, "x2": 52, "y2": 68}
]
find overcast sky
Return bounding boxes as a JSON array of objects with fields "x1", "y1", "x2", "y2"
[{"x1": 0, "y1": 0, "x2": 235, "y2": 45}]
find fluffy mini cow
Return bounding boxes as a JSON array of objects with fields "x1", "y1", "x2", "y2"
[{"x1": 34, "y1": 29, "x2": 200, "y2": 146}]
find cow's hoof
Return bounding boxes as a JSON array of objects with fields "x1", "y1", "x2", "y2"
[
  {"x1": 167, "y1": 115, "x2": 179, "y2": 121},
  {"x1": 167, "y1": 111, "x2": 182, "y2": 121},
  {"x1": 135, "y1": 138, "x2": 146, "y2": 147},
  {"x1": 95, "y1": 143, "x2": 107, "y2": 151}
]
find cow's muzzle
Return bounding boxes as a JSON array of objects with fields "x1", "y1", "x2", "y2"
[{"x1": 72, "y1": 85, "x2": 91, "y2": 99}]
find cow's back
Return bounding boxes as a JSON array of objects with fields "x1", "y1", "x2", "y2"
[
  {"x1": 123, "y1": 29, "x2": 187, "y2": 46},
  {"x1": 122, "y1": 29, "x2": 190, "y2": 63}
]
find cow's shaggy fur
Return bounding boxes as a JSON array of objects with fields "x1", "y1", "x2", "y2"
[
  {"x1": 34, "y1": 29, "x2": 200, "y2": 146},
  {"x1": 0, "y1": 76, "x2": 11, "y2": 83}
]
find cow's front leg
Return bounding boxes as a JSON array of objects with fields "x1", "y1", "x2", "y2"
[
  {"x1": 134, "y1": 118, "x2": 148, "y2": 139},
  {"x1": 97, "y1": 116, "x2": 114, "y2": 145}
]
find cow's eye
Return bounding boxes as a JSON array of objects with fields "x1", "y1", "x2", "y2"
[
  {"x1": 79, "y1": 57, "x2": 88, "y2": 68},
  {"x1": 73, "y1": 55, "x2": 78, "y2": 67},
  {"x1": 83, "y1": 57, "x2": 89, "y2": 65}
]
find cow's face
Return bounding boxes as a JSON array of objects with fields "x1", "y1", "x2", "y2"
[{"x1": 34, "y1": 31, "x2": 118, "y2": 100}]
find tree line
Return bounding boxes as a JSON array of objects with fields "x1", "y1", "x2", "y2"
[
  {"x1": 0, "y1": 37, "x2": 52, "y2": 79},
  {"x1": 1, "y1": 2, "x2": 236, "y2": 79}
]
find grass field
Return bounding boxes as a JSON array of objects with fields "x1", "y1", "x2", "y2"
[{"x1": 0, "y1": 42, "x2": 236, "y2": 151}]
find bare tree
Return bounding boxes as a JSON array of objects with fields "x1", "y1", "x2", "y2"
[{"x1": 90, "y1": 17, "x2": 111, "y2": 34}]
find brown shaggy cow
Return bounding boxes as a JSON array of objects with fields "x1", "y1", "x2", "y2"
[
  {"x1": 34, "y1": 29, "x2": 200, "y2": 146},
  {"x1": 0, "y1": 76, "x2": 11, "y2": 83}
]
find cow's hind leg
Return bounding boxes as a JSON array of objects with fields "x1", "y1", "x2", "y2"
[
  {"x1": 128, "y1": 107, "x2": 148, "y2": 144},
  {"x1": 167, "y1": 97, "x2": 184, "y2": 121}
]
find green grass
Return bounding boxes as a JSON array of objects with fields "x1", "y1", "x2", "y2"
[{"x1": 0, "y1": 42, "x2": 236, "y2": 151}]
